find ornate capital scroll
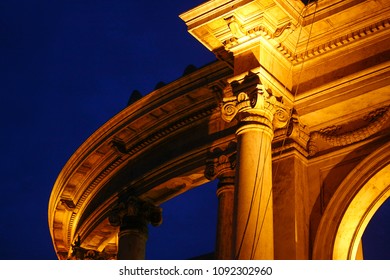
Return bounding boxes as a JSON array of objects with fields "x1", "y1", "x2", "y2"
[
  {"x1": 221, "y1": 72, "x2": 290, "y2": 130},
  {"x1": 205, "y1": 141, "x2": 237, "y2": 182},
  {"x1": 108, "y1": 197, "x2": 162, "y2": 232}
]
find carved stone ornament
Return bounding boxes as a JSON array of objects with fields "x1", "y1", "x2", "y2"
[
  {"x1": 221, "y1": 72, "x2": 290, "y2": 130},
  {"x1": 273, "y1": 22, "x2": 293, "y2": 38},
  {"x1": 70, "y1": 236, "x2": 115, "y2": 260},
  {"x1": 225, "y1": 15, "x2": 246, "y2": 39},
  {"x1": 286, "y1": 110, "x2": 310, "y2": 150},
  {"x1": 308, "y1": 106, "x2": 390, "y2": 156},
  {"x1": 205, "y1": 141, "x2": 237, "y2": 180},
  {"x1": 60, "y1": 198, "x2": 76, "y2": 211}
]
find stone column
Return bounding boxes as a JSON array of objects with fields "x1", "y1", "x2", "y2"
[
  {"x1": 109, "y1": 196, "x2": 162, "y2": 260},
  {"x1": 205, "y1": 142, "x2": 236, "y2": 259},
  {"x1": 221, "y1": 72, "x2": 289, "y2": 259}
]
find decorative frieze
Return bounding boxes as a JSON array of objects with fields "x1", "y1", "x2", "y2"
[
  {"x1": 222, "y1": 16, "x2": 295, "y2": 49},
  {"x1": 221, "y1": 12, "x2": 390, "y2": 64},
  {"x1": 111, "y1": 106, "x2": 214, "y2": 157},
  {"x1": 308, "y1": 106, "x2": 390, "y2": 156},
  {"x1": 289, "y1": 18, "x2": 390, "y2": 63},
  {"x1": 67, "y1": 156, "x2": 125, "y2": 247}
]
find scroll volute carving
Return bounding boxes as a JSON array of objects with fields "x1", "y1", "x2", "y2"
[
  {"x1": 205, "y1": 141, "x2": 237, "y2": 181},
  {"x1": 221, "y1": 72, "x2": 290, "y2": 129}
]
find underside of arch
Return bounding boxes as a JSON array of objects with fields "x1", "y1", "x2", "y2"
[{"x1": 313, "y1": 142, "x2": 390, "y2": 259}]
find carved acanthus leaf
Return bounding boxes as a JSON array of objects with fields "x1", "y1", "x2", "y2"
[{"x1": 221, "y1": 72, "x2": 290, "y2": 129}]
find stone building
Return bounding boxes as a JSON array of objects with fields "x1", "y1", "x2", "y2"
[{"x1": 48, "y1": 0, "x2": 390, "y2": 260}]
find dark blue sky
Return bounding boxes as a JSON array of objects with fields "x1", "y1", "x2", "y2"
[{"x1": 0, "y1": 0, "x2": 388, "y2": 260}]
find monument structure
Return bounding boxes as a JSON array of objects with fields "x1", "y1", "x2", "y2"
[{"x1": 48, "y1": 0, "x2": 390, "y2": 260}]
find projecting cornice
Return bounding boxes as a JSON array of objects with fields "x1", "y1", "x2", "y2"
[
  {"x1": 281, "y1": 17, "x2": 390, "y2": 64},
  {"x1": 181, "y1": 0, "x2": 390, "y2": 64},
  {"x1": 111, "y1": 106, "x2": 214, "y2": 157},
  {"x1": 180, "y1": 0, "x2": 302, "y2": 54}
]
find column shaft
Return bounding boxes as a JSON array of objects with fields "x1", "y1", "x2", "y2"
[
  {"x1": 215, "y1": 183, "x2": 234, "y2": 259},
  {"x1": 205, "y1": 142, "x2": 236, "y2": 260},
  {"x1": 221, "y1": 73, "x2": 290, "y2": 260},
  {"x1": 118, "y1": 229, "x2": 147, "y2": 260},
  {"x1": 234, "y1": 123, "x2": 274, "y2": 259}
]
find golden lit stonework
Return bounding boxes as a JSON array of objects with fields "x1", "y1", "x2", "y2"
[
  {"x1": 49, "y1": 0, "x2": 390, "y2": 260},
  {"x1": 221, "y1": 72, "x2": 290, "y2": 131}
]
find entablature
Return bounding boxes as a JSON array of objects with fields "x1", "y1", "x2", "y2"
[{"x1": 181, "y1": 0, "x2": 390, "y2": 92}]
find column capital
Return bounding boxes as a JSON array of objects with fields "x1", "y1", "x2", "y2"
[
  {"x1": 221, "y1": 72, "x2": 290, "y2": 130},
  {"x1": 108, "y1": 196, "x2": 161, "y2": 260},
  {"x1": 205, "y1": 141, "x2": 237, "y2": 182},
  {"x1": 70, "y1": 236, "x2": 116, "y2": 260},
  {"x1": 108, "y1": 196, "x2": 162, "y2": 229}
]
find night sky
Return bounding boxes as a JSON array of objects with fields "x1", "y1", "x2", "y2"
[{"x1": 0, "y1": 0, "x2": 388, "y2": 260}]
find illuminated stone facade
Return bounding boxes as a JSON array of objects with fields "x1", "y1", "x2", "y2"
[{"x1": 49, "y1": 0, "x2": 390, "y2": 260}]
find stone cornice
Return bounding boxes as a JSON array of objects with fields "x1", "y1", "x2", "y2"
[
  {"x1": 66, "y1": 155, "x2": 125, "y2": 248},
  {"x1": 182, "y1": 0, "x2": 390, "y2": 66},
  {"x1": 289, "y1": 18, "x2": 390, "y2": 64},
  {"x1": 111, "y1": 105, "x2": 215, "y2": 157},
  {"x1": 218, "y1": 8, "x2": 390, "y2": 65}
]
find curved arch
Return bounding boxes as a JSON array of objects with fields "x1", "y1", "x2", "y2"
[
  {"x1": 48, "y1": 60, "x2": 233, "y2": 258},
  {"x1": 313, "y1": 141, "x2": 390, "y2": 259}
]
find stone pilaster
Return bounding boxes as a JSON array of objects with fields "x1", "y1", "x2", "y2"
[
  {"x1": 221, "y1": 72, "x2": 289, "y2": 260},
  {"x1": 109, "y1": 196, "x2": 162, "y2": 260},
  {"x1": 205, "y1": 141, "x2": 236, "y2": 260}
]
